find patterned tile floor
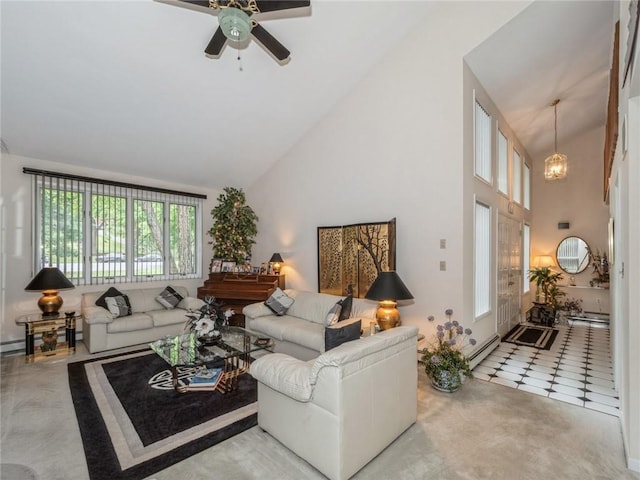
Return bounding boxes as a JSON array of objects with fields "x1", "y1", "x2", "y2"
[{"x1": 474, "y1": 320, "x2": 619, "y2": 416}]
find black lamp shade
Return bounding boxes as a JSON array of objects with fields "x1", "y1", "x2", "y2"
[
  {"x1": 269, "y1": 253, "x2": 284, "y2": 263},
  {"x1": 365, "y1": 271, "x2": 413, "y2": 301},
  {"x1": 25, "y1": 267, "x2": 75, "y2": 291}
]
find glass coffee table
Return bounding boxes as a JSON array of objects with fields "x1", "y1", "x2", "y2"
[{"x1": 149, "y1": 326, "x2": 273, "y2": 394}]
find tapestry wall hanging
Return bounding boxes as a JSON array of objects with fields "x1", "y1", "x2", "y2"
[{"x1": 317, "y1": 218, "x2": 396, "y2": 298}]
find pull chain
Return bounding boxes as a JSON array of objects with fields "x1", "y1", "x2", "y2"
[{"x1": 237, "y1": 49, "x2": 243, "y2": 72}]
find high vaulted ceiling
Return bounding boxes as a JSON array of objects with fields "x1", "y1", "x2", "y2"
[
  {"x1": 465, "y1": 0, "x2": 615, "y2": 160},
  {"x1": 1, "y1": 1, "x2": 616, "y2": 189}
]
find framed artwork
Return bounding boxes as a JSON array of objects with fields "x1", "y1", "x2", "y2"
[
  {"x1": 221, "y1": 261, "x2": 236, "y2": 273},
  {"x1": 210, "y1": 258, "x2": 223, "y2": 273},
  {"x1": 259, "y1": 262, "x2": 268, "y2": 275},
  {"x1": 317, "y1": 218, "x2": 396, "y2": 298}
]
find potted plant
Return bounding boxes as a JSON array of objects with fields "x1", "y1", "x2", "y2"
[
  {"x1": 529, "y1": 266, "x2": 565, "y2": 308},
  {"x1": 420, "y1": 311, "x2": 476, "y2": 392},
  {"x1": 208, "y1": 187, "x2": 259, "y2": 266},
  {"x1": 588, "y1": 248, "x2": 610, "y2": 288}
]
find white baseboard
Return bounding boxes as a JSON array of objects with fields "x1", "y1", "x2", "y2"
[{"x1": 468, "y1": 333, "x2": 500, "y2": 369}]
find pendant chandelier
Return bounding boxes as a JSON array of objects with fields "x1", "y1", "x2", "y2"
[{"x1": 544, "y1": 99, "x2": 568, "y2": 181}]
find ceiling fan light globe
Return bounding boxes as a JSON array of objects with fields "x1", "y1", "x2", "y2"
[{"x1": 219, "y1": 7, "x2": 251, "y2": 42}]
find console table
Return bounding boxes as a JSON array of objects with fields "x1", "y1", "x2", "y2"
[
  {"x1": 560, "y1": 285, "x2": 610, "y2": 323},
  {"x1": 197, "y1": 273, "x2": 285, "y2": 327},
  {"x1": 15, "y1": 312, "x2": 79, "y2": 363}
]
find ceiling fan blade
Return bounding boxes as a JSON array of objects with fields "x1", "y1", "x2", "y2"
[
  {"x1": 205, "y1": 27, "x2": 227, "y2": 56},
  {"x1": 251, "y1": 23, "x2": 290, "y2": 61},
  {"x1": 167, "y1": 0, "x2": 215, "y2": 13},
  {"x1": 255, "y1": 1, "x2": 310, "y2": 13}
]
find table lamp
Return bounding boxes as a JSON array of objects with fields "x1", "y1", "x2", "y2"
[
  {"x1": 24, "y1": 267, "x2": 75, "y2": 317},
  {"x1": 364, "y1": 271, "x2": 413, "y2": 330},
  {"x1": 269, "y1": 253, "x2": 284, "y2": 275},
  {"x1": 533, "y1": 255, "x2": 556, "y2": 268}
]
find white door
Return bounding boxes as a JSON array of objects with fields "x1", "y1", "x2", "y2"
[{"x1": 497, "y1": 214, "x2": 522, "y2": 337}]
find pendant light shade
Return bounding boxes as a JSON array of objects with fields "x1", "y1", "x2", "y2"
[{"x1": 544, "y1": 99, "x2": 568, "y2": 181}]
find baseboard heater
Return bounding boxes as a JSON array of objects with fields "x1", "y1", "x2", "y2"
[{"x1": 468, "y1": 333, "x2": 501, "y2": 370}]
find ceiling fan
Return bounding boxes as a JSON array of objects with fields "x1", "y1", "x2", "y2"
[{"x1": 169, "y1": 0, "x2": 310, "y2": 62}]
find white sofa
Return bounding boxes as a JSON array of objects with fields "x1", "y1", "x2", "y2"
[
  {"x1": 250, "y1": 326, "x2": 419, "y2": 480},
  {"x1": 81, "y1": 285, "x2": 204, "y2": 353},
  {"x1": 242, "y1": 289, "x2": 378, "y2": 360}
]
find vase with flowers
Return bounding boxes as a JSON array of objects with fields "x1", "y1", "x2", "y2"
[
  {"x1": 420, "y1": 310, "x2": 476, "y2": 392},
  {"x1": 185, "y1": 295, "x2": 234, "y2": 346}
]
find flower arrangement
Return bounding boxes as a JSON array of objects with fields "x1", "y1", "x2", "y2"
[
  {"x1": 421, "y1": 310, "x2": 476, "y2": 392},
  {"x1": 562, "y1": 297, "x2": 583, "y2": 314},
  {"x1": 185, "y1": 295, "x2": 234, "y2": 343}
]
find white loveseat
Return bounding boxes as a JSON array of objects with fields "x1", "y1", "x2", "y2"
[
  {"x1": 81, "y1": 285, "x2": 204, "y2": 353},
  {"x1": 249, "y1": 326, "x2": 419, "y2": 480},
  {"x1": 242, "y1": 289, "x2": 378, "y2": 360}
]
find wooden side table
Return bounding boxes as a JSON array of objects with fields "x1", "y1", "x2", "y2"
[{"x1": 15, "y1": 312, "x2": 79, "y2": 363}]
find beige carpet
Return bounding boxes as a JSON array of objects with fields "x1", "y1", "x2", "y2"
[{"x1": 1, "y1": 341, "x2": 638, "y2": 480}]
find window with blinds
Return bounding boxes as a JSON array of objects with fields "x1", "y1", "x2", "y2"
[
  {"x1": 512, "y1": 149, "x2": 522, "y2": 204},
  {"x1": 523, "y1": 162, "x2": 531, "y2": 210},
  {"x1": 497, "y1": 129, "x2": 509, "y2": 195},
  {"x1": 26, "y1": 168, "x2": 204, "y2": 285},
  {"x1": 523, "y1": 224, "x2": 530, "y2": 293},
  {"x1": 474, "y1": 201, "x2": 491, "y2": 318},
  {"x1": 474, "y1": 100, "x2": 492, "y2": 183}
]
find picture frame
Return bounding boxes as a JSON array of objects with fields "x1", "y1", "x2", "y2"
[
  {"x1": 259, "y1": 262, "x2": 268, "y2": 275},
  {"x1": 221, "y1": 261, "x2": 236, "y2": 273},
  {"x1": 210, "y1": 258, "x2": 223, "y2": 273}
]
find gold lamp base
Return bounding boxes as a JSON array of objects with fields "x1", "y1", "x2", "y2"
[
  {"x1": 38, "y1": 289, "x2": 63, "y2": 317},
  {"x1": 376, "y1": 300, "x2": 401, "y2": 330}
]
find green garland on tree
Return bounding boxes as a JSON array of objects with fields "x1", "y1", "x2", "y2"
[{"x1": 208, "y1": 187, "x2": 258, "y2": 264}]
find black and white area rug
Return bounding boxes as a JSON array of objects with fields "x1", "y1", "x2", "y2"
[
  {"x1": 503, "y1": 324, "x2": 559, "y2": 350},
  {"x1": 68, "y1": 350, "x2": 257, "y2": 480}
]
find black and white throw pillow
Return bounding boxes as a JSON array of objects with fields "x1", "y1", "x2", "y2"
[
  {"x1": 95, "y1": 287, "x2": 125, "y2": 310},
  {"x1": 155, "y1": 286, "x2": 184, "y2": 309},
  {"x1": 325, "y1": 318, "x2": 362, "y2": 351},
  {"x1": 325, "y1": 301, "x2": 342, "y2": 326},
  {"x1": 104, "y1": 295, "x2": 132, "y2": 318},
  {"x1": 264, "y1": 288, "x2": 295, "y2": 316}
]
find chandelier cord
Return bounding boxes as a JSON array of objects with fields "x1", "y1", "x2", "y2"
[{"x1": 554, "y1": 103, "x2": 558, "y2": 153}]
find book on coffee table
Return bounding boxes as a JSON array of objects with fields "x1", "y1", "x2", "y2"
[{"x1": 189, "y1": 367, "x2": 223, "y2": 389}]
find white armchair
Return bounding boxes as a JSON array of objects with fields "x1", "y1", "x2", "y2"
[{"x1": 249, "y1": 326, "x2": 418, "y2": 480}]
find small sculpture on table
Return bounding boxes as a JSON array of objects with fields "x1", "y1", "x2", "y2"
[{"x1": 41, "y1": 328, "x2": 58, "y2": 352}]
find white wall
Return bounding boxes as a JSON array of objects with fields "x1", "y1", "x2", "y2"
[
  {"x1": 463, "y1": 63, "x2": 533, "y2": 343},
  {"x1": 530, "y1": 124, "x2": 610, "y2": 287},
  {"x1": 246, "y1": 2, "x2": 529, "y2": 347},
  {"x1": 611, "y1": 1, "x2": 640, "y2": 469},
  {"x1": 0, "y1": 154, "x2": 221, "y2": 350}
]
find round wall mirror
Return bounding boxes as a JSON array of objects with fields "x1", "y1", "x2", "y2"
[{"x1": 556, "y1": 236, "x2": 590, "y2": 274}]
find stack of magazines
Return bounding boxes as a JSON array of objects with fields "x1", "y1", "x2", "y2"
[{"x1": 188, "y1": 367, "x2": 223, "y2": 390}]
